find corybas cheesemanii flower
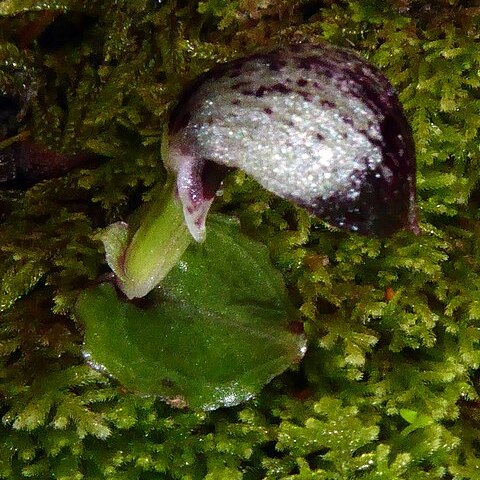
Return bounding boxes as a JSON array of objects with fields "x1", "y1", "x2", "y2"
[{"x1": 165, "y1": 42, "x2": 419, "y2": 242}]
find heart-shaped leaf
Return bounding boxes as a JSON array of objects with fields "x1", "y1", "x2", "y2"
[{"x1": 76, "y1": 215, "x2": 306, "y2": 410}]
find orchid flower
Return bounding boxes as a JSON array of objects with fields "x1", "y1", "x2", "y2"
[{"x1": 102, "y1": 42, "x2": 419, "y2": 299}]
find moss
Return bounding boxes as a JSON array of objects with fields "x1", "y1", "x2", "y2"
[{"x1": 1, "y1": 0, "x2": 480, "y2": 478}]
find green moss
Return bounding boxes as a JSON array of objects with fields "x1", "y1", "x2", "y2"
[{"x1": 1, "y1": 0, "x2": 480, "y2": 478}]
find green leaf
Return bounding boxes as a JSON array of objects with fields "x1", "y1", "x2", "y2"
[
  {"x1": 99, "y1": 221, "x2": 129, "y2": 285},
  {"x1": 400, "y1": 409, "x2": 434, "y2": 436},
  {"x1": 399, "y1": 408, "x2": 418, "y2": 424},
  {"x1": 0, "y1": 0, "x2": 89, "y2": 15},
  {"x1": 100, "y1": 177, "x2": 193, "y2": 299},
  {"x1": 76, "y1": 215, "x2": 306, "y2": 411}
]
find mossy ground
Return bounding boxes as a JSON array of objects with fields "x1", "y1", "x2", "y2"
[{"x1": 1, "y1": 1, "x2": 480, "y2": 478}]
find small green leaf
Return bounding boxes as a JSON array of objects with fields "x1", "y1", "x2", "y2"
[
  {"x1": 400, "y1": 408, "x2": 418, "y2": 424},
  {"x1": 0, "y1": 0, "x2": 85, "y2": 15},
  {"x1": 76, "y1": 215, "x2": 306, "y2": 410},
  {"x1": 100, "y1": 177, "x2": 193, "y2": 299},
  {"x1": 400, "y1": 409, "x2": 433, "y2": 436},
  {"x1": 99, "y1": 221, "x2": 129, "y2": 284}
]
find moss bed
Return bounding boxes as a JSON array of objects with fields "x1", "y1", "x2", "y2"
[{"x1": 1, "y1": 1, "x2": 480, "y2": 478}]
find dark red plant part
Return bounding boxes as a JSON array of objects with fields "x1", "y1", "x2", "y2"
[{"x1": 385, "y1": 287, "x2": 396, "y2": 302}]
